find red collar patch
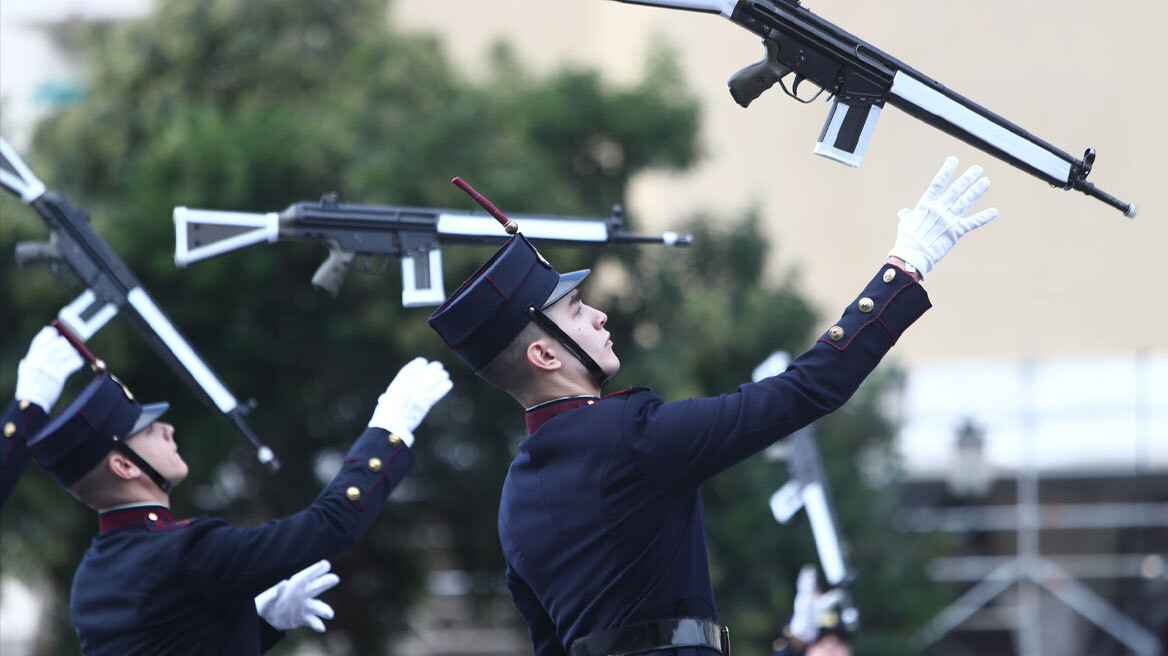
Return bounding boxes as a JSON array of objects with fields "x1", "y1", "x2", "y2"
[
  {"x1": 98, "y1": 506, "x2": 173, "y2": 533},
  {"x1": 525, "y1": 396, "x2": 598, "y2": 434}
]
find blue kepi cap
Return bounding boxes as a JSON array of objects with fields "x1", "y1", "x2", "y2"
[
  {"x1": 429, "y1": 234, "x2": 588, "y2": 371},
  {"x1": 28, "y1": 374, "x2": 168, "y2": 488}
]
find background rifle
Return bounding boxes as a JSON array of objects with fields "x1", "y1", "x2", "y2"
[
  {"x1": 0, "y1": 137, "x2": 278, "y2": 471},
  {"x1": 612, "y1": 0, "x2": 1136, "y2": 217},
  {"x1": 174, "y1": 195, "x2": 692, "y2": 304},
  {"x1": 754, "y1": 351, "x2": 861, "y2": 631}
]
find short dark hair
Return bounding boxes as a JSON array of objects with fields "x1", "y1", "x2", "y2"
[{"x1": 475, "y1": 322, "x2": 545, "y2": 404}]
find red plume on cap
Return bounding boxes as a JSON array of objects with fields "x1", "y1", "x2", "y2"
[{"x1": 451, "y1": 177, "x2": 519, "y2": 235}]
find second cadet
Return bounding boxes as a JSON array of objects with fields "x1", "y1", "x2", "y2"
[{"x1": 28, "y1": 353, "x2": 451, "y2": 654}]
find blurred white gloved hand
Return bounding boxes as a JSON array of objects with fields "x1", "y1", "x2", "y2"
[
  {"x1": 368, "y1": 357, "x2": 453, "y2": 447},
  {"x1": 255, "y1": 560, "x2": 340, "y2": 633},
  {"x1": 788, "y1": 564, "x2": 845, "y2": 644},
  {"x1": 888, "y1": 156, "x2": 998, "y2": 280},
  {"x1": 16, "y1": 326, "x2": 85, "y2": 410}
]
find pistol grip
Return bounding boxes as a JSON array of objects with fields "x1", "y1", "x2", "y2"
[
  {"x1": 311, "y1": 245, "x2": 356, "y2": 297},
  {"x1": 727, "y1": 39, "x2": 789, "y2": 108}
]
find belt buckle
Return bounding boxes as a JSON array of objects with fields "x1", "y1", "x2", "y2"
[{"x1": 721, "y1": 624, "x2": 731, "y2": 656}]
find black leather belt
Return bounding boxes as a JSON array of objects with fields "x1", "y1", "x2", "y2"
[{"x1": 568, "y1": 617, "x2": 730, "y2": 656}]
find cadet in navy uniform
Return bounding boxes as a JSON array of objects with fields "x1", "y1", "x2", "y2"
[
  {"x1": 429, "y1": 158, "x2": 998, "y2": 655},
  {"x1": 1, "y1": 326, "x2": 85, "y2": 505},
  {"x1": 27, "y1": 355, "x2": 451, "y2": 654}
]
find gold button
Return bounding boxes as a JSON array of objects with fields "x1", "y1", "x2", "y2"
[
  {"x1": 858, "y1": 297, "x2": 874, "y2": 313},
  {"x1": 586, "y1": 400, "x2": 595, "y2": 405},
  {"x1": 387, "y1": 433, "x2": 401, "y2": 446},
  {"x1": 346, "y1": 486, "x2": 361, "y2": 501},
  {"x1": 883, "y1": 268, "x2": 896, "y2": 283},
  {"x1": 147, "y1": 513, "x2": 158, "y2": 521},
  {"x1": 828, "y1": 326, "x2": 845, "y2": 342},
  {"x1": 3, "y1": 422, "x2": 15, "y2": 438},
  {"x1": 18, "y1": 400, "x2": 31, "y2": 410},
  {"x1": 368, "y1": 457, "x2": 382, "y2": 472}
]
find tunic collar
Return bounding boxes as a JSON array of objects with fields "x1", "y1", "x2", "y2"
[
  {"x1": 98, "y1": 505, "x2": 172, "y2": 533},
  {"x1": 525, "y1": 396, "x2": 598, "y2": 434}
]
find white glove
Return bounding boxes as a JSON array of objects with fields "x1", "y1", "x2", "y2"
[
  {"x1": 788, "y1": 564, "x2": 845, "y2": 644},
  {"x1": 254, "y1": 560, "x2": 340, "y2": 633},
  {"x1": 887, "y1": 156, "x2": 998, "y2": 280},
  {"x1": 15, "y1": 326, "x2": 85, "y2": 410},
  {"x1": 367, "y1": 357, "x2": 453, "y2": 448}
]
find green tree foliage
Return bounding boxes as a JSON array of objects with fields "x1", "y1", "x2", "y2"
[{"x1": 0, "y1": 0, "x2": 948, "y2": 653}]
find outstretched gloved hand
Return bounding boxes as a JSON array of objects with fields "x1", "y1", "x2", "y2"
[
  {"x1": 16, "y1": 326, "x2": 85, "y2": 411},
  {"x1": 888, "y1": 156, "x2": 998, "y2": 280},
  {"x1": 788, "y1": 564, "x2": 845, "y2": 644},
  {"x1": 367, "y1": 357, "x2": 453, "y2": 448},
  {"x1": 254, "y1": 560, "x2": 340, "y2": 633}
]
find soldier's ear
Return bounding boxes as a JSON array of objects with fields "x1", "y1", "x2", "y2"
[
  {"x1": 107, "y1": 451, "x2": 140, "y2": 482},
  {"x1": 526, "y1": 337, "x2": 562, "y2": 374}
]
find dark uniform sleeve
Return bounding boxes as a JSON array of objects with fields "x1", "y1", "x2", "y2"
[
  {"x1": 1, "y1": 399, "x2": 50, "y2": 506},
  {"x1": 621, "y1": 264, "x2": 930, "y2": 491},
  {"x1": 178, "y1": 427, "x2": 413, "y2": 602}
]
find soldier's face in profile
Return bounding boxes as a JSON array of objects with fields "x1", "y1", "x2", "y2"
[
  {"x1": 127, "y1": 422, "x2": 190, "y2": 487},
  {"x1": 545, "y1": 289, "x2": 621, "y2": 379}
]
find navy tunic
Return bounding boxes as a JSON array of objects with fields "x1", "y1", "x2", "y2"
[
  {"x1": 0, "y1": 399, "x2": 49, "y2": 505},
  {"x1": 69, "y1": 426, "x2": 413, "y2": 655},
  {"x1": 499, "y1": 264, "x2": 930, "y2": 655}
]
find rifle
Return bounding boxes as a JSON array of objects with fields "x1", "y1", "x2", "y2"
[
  {"x1": 754, "y1": 351, "x2": 860, "y2": 630},
  {"x1": 1, "y1": 137, "x2": 279, "y2": 471},
  {"x1": 611, "y1": 0, "x2": 1136, "y2": 217},
  {"x1": 174, "y1": 194, "x2": 692, "y2": 304}
]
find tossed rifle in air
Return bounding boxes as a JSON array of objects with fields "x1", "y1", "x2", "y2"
[
  {"x1": 611, "y1": 0, "x2": 1136, "y2": 217},
  {"x1": 1, "y1": 137, "x2": 279, "y2": 471},
  {"x1": 174, "y1": 192, "x2": 692, "y2": 304},
  {"x1": 754, "y1": 351, "x2": 861, "y2": 632}
]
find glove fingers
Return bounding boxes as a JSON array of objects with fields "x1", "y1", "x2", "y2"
[
  {"x1": 962, "y1": 208, "x2": 999, "y2": 232},
  {"x1": 290, "y1": 559, "x2": 332, "y2": 585},
  {"x1": 303, "y1": 614, "x2": 327, "y2": 633},
  {"x1": 27, "y1": 326, "x2": 61, "y2": 353},
  {"x1": 306, "y1": 599, "x2": 335, "y2": 620},
  {"x1": 923, "y1": 157, "x2": 959, "y2": 204},
  {"x1": 938, "y1": 165, "x2": 984, "y2": 210},
  {"x1": 816, "y1": 589, "x2": 846, "y2": 610},
  {"x1": 950, "y1": 176, "x2": 991, "y2": 217},
  {"x1": 796, "y1": 564, "x2": 818, "y2": 594},
  {"x1": 304, "y1": 572, "x2": 341, "y2": 597}
]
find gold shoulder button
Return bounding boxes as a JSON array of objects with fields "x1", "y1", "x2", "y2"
[
  {"x1": 346, "y1": 486, "x2": 361, "y2": 501},
  {"x1": 368, "y1": 457, "x2": 383, "y2": 472}
]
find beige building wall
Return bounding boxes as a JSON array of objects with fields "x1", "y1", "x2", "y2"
[{"x1": 394, "y1": 0, "x2": 1167, "y2": 367}]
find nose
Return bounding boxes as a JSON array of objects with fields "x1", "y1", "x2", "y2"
[
  {"x1": 161, "y1": 422, "x2": 175, "y2": 442},
  {"x1": 592, "y1": 306, "x2": 607, "y2": 329}
]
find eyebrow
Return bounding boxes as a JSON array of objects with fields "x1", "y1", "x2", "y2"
[{"x1": 568, "y1": 289, "x2": 581, "y2": 305}]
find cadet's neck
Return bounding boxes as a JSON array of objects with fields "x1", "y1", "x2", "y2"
[{"x1": 523, "y1": 376, "x2": 601, "y2": 408}]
